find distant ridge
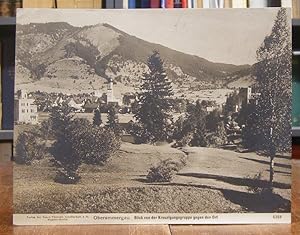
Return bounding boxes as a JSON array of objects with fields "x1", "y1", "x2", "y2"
[{"x1": 16, "y1": 22, "x2": 254, "y2": 93}]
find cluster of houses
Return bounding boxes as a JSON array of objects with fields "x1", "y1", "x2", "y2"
[
  {"x1": 14, "y1": 81, "x2": 258, "y2": 126},
  {"x1": 14, "y1": 80, "x2": 137, "y2": 124},
  {"x1": 48, "y1": 79, "x2": 129, "y2": 113}
]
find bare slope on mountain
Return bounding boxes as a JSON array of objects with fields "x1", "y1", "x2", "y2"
[{"x1": 16, "y1": 22, "x2": 253, "y2": 93}]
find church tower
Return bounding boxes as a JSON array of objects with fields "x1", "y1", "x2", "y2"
[{"x1": 107, "y1": 78, "x2": 114, "y2": 103}]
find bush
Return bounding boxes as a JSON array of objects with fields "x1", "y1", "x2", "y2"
[
  {"x1": 205, "y1": 133, "x2": 223, "y2": 147},
  {"x1": 206, "y1": 122, "x2": 227, "y2": 147},
  {"x1": 172, "y1": 101, "x2": 208, "y2": 147},
  {"x1": 76, "y1": 125, "x2": 121, "y2": 165},
  {"x1": 128, "y1": 121, "x2": 152, "y2": 144},
  {"x1": 15, "y1": 131, "x2": 46, "y2": 165},
  {"x1": 172, "y1": 133, "x2": 193, "y2": 148},
  {"x1": 54, "y1": 168, "x2": 81, "y2": 184},
  {"x1": 146, "y1": 158, "x2": 184, "y2": 183},
  {"x1": 51, "y1": 117, "x2": 121, "y2": 183},
  {"x1": 245, "y1": 172, "x2": 265, "y2": 194}
]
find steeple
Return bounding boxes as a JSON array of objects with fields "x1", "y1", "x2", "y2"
[{"x1": 107, "y1": 78, "x2": 114, "y2": 103}]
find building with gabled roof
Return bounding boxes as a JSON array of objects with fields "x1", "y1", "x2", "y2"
[{"x1": 14, "y1": 90, "x2": 38, "y2": 124}]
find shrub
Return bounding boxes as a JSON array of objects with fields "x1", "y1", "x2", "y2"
[
  {"x1": 15, "y1": 131, "x2": 46, "y2": 165},
  {"x1": 76, "y1": 125, "x2": 121, "y2": 165},
  {"x1": 205, "y1": 133, "x2": 222, "y2": 147},
  {"x1": 206, "y1": 122, "x2": 227, "y2": 147},
  {"x1": 51, "y1": 117, "x2": 121, "y2": 183},
  {"x1": 146, "y1": 158, "x2": 184, "y2": 183},
  {"x1": 172, "y1": 133, "x2": 193, "y2": 148},
  {"x1": 128, "y1": 121, "x2": 152, "y2": 144},
  {"x1": 245, "y1": 172, "x2": 264, "y2": 194},
  {"x1": 54, "y1": 168, "x2": 81, "y2": 184},
  {"x1": 172, "y1": 101, "x2": 208, "y2": 147}
]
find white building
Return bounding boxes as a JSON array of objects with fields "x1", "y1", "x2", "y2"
[
  {"x1": 14, "y1": 90, "x2": 38, "y2": 124},
  {"x1": 67, "y1": 98, "x2": 84, "y2": 111},
  {"x1": 53, "y1": 96, "x2": 64, "y2": 107},
  {"x1": 106, "y1": 78, "x2": 122, "y2": 105}
]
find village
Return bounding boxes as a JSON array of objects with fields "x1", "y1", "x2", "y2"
[{"x1": 14, "y1": 74, "x2": 260, "y2": 149}]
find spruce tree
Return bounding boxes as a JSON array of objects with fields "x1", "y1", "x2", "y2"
[
  {"x1": 187, "y1": 101, "x2": 208, "y2": 147},
  {"x1": 93, "y1": 108, "x2": 102, "y2": 126},
  {"x1": 215, "y1": 121, "x2": 227, "y2": 145},
  {"x1": 49, "y1": 103, "x2": 81, "y2": 183},
  {"x1": 134, "y1": 51, "x2": 174, "y2": 143},
  {"x1": 107, "y1": 104, "x2": 120, "y2": 135},
  {"x1": 206, "y1": 109, "x2": 221, "y2": 132}
]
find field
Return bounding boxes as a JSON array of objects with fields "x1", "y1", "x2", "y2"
[{"x1": 14, "y1": 142, "x2": 291, "y2": 214}]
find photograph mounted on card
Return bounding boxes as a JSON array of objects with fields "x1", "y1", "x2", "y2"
[{"x1": 13, "y1": 8, "x2": 292, "y2": 225}]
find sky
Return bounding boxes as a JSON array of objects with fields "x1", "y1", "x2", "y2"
[{"x1": 17, "y1": 8, "x2": 285, "y2": 65}]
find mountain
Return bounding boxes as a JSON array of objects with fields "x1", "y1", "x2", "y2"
[{"x1": 15, "y1": 22, "x2": 254, "y2": 96}]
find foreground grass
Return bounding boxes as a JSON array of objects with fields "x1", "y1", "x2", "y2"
[
  {"x1": 13, "y1": 143, "x2": 291, "y2": 214},
  {"x1": 14, "y1": 183, "x2": 243, "y2": 214}
]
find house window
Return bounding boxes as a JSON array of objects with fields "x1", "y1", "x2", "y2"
[
  {"x1": 31, "y1": 109, "x2": 34, "y2": 113},
  {"x1": 22, "y1": 109, "x2": 25, "y2": 113}
]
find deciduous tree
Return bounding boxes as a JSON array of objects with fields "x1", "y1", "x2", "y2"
[{"x1": 253, "y1": 8, "x2": 291, "y2": 189}]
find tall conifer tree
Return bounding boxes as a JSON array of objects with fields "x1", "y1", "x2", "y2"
[
  {"x1": 134, "y1": 51, "x2": 174, "y2": 143},
  {"x1": 93, "y1": 108, "x2": 102, "y2": 126}
]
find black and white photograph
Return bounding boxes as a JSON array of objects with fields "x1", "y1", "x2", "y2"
[{"x1": 13, "y1": 8, "x2": 291, "y2": 224}]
